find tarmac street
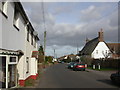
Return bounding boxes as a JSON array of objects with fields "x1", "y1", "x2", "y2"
[{"x1": 37, "y1": 64, "x2": 119, "y2": 88}]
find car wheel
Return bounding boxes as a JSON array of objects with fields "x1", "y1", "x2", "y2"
[
  {"x1": 83, "y1": 69, "x2": 85, "y2": 71},
  {"x1": 111, "y1": 78, "x2": 116, "y2": 83},
  {"x1": 73, "y1": 68, "x2": 76, "y2": 71}
]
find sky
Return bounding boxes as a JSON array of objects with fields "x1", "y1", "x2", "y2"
[{"x1": 21, "y1": 0, "x2": 119, "y2": 57}]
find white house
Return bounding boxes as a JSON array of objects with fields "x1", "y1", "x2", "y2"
[
  {"x1": 79, "y1": 29, "x2": 112, "y2": 59},
  {"x1": 0, "y1": 1, "x2": 39, "y2": 88}
]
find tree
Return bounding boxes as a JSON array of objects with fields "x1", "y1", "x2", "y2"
[
  {"x1": 45, "y1": 56, "x2": 53, "y2": 63},
  {"x1": 102, "y1": 51, "x2": 111, "y2": 60},
  {"x1": 38, "y1": 45, "x2": 44, "y2": 63},
  {"x1": 38, "y1": 45, "x2": 44, "y2": 55}
]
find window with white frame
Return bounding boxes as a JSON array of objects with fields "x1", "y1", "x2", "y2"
[
  {"x1": 10, "y1": 57, "x2": 16, "y2": 62},
  {"x1": 9, "y1": 57, "x2": 17, "y2": 64},
  {"x1": 106, "y1": 50, "x2": 107, "y2": 54},
  {"x1": 34, "y1": 37, "x2": 36, "y2": 48},
  {"x1": 26, "y1": 57, "x2": 29, "y2": 73},
  {"x1": 1, "y1": 1, "x2": 8, "y2": 18},
  {"x1": 27, "y1": 26, "x2": 29, "y2": 42},
  {"x1": 96, "y1": 50, "x2": 98, "y2": 54},
  {"x1": 31, "y1": 32, "x2": 33, "y2": 45},
  {"x1": 13, "y1": 5, "x2": 20, "y2": 31}
]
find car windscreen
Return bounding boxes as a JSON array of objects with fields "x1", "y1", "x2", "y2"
[{"x1": 76, "y1": 64, "x2": 85, "y2": 65}]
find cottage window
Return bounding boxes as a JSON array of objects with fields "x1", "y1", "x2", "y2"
[
  {"x1": 13, "y1": 5, "x2": 20, "y2": 31},
  {"x1": 1, "y1": 1, "x2": 8, "y2": 18},
  {"x1": 10, "y1": 57, "x2": 16, "y2": 62},
  {"x1": 96, "y1": 50, "x2": 98, "y2": 54},
  {"x1": 26, "y1": 57, "x2": 29, "y2": 73},
  {"x1": 106, "y1": 50, "x2": 107, "y2": 54}
]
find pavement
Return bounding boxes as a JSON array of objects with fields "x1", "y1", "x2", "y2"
[{"x1": 86, "y1": 69, "x2": 117, "y2": 77}]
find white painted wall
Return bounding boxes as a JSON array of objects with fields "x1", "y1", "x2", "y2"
[
  {"x1": 24, "y1": 26, "x2": 38, "y2": 79},
  {"x1": 1, "y1": 2, "x2": 39, "y2": 82},
  {"x1": 35, "y1": 59, "x2": 38, "y2": 74},
  {"x1": 92, "y1": 42, "x2": 111, "y2": 59},
  {"x1": 30, "y1": 58, "x2": 37, "y2": 75},
  {"x1": 2, "y1": 2, "x2": 25, "y2": 52}
]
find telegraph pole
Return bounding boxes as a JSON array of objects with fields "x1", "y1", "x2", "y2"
[
  {"x1": 77, "y1": 43, "x2": 79, "y2": 54},
  {"x1": 54, "y1": 49, "x2": 55, "y2": 59},
  {"x1": 41, "y1": 0, "x2": 47, "y2": 63},
  {"x1": 44, "y1": 31, "x2": 46, "y2": 62}
]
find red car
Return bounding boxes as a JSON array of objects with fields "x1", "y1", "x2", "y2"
[{"x1": 73, "y1": 63, "x2": 86, "y2": 71}]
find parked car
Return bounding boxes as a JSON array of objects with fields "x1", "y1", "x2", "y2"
[
  {"x1": 67, "y1": 62, "x2": 76, "y2": 69},
  {"x1": 61, "y1": 61, "x2": 64, "y2": 64},
  {"x1": 110, "y1": 71, "x2": 120, "y2": 84},
  {"x1": 73, "y1": 63, "x2": 85, "y2": 71}
]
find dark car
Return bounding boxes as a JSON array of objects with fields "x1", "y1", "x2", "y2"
[
  {"x1": 73, "y1": 63, "x2": 85, "y2": 71},
  {"x1": 67, "y1": 62, "x2": 76, "y2": 69},
  {"x1": 110, "y1": 71, "x2": 120, "y2": 84}
]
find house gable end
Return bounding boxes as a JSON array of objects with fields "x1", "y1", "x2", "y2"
[{"x1": 92, "y1": 41, "x2": 111, "y2": 59}]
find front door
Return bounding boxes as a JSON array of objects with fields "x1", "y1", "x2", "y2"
[
  {"x1": 8, "y1": 57, "x2": 17, "y2": 88},
  {"x1": 8, "y1": 65, "x2": 16, "y2": 88}
]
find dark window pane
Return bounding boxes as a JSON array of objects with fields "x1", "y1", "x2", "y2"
[{"x1": 10, "y1": 57, "x2": 16, "y2": 62}]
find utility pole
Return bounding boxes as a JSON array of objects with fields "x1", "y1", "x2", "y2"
[
  {"x1": 44, "y1": 31, "x2": 46, "y2": 62},
  {"x1": 41, "y1": 0, "x2": 47, "y2": 63},
  {"x1": 77, "y1": 43, "x2": 79, "y2": 54},
  {"x1": 54, "y1": 49, "x2": 55, "y2": 59}
]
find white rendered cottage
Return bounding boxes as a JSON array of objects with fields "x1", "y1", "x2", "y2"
[
  {"x1": 0, "y1": 1, "x2": 39, "y2": 88},
  {"x1": 79, "y1": 29, "x2": 112, "y2": 59}
]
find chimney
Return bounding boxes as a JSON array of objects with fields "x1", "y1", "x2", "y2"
[{"x1": 98, "y1": 28, "x2": 104, "y2": 41}]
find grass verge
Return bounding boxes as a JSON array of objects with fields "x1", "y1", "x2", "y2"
[{"x1": 25, "y1": 79, "x2": 35, "y2": 87}]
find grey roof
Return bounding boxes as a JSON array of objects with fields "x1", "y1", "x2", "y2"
[
  {"x1": 107, "y1": 43, "x2": 120, "y2": 54},
  {"x1": 68, "y1": 54, "x2": 77, "y2": 60},
  {"x1": 79, "y1": 37, "x2": 99, "y2": 55}
]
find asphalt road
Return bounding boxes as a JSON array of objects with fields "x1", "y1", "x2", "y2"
[{"x1": 37, "y1": 63, "x2": 119, "y2": 88}]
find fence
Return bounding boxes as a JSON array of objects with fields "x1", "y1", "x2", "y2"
[{"x1": 91, "y1": 59, "x2": 120, "y2": 69}]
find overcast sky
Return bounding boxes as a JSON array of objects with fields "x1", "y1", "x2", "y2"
[{"x1": 21, "y1": 0, "x2": 119, "y2": 57}]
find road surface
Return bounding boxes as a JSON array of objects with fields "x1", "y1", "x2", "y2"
[{"x1": 37, "y1": 64, "x2": 119, "y2": 88}]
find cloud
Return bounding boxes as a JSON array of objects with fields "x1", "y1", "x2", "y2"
[
  {"x1": 80, "y1": 4, "x2": 115, "y2": 23},
  {"x1": 50, "y1": 3, "x2": 75, "y2": 15},
  {"x1": 21, "y1": 2, "x2": 118, "y2": 57},
  {"x1": 80, "y1": 5, "x2": 101, "y2": 22},
  {"x1": 20, "y1": 0, "x2": 119, "y2": 2}
]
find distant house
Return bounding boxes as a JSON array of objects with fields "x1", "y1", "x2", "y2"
[
  {"x1": 0, "y1": 1, "x2": 39, "y2": 88},
  {"x1": 67, "y1": 54, "x2": 78, "y2": 62},
  {"x1": 58, "y1": 54, "x2": 79, "y2": 62},
  {"x1": 79, "y1": 29, "x2": 112, "y2": 59},
  {"x1": 107, "y1": 43, "x2": 120, "y2": 59},
  {"x1": 57, "y1": 56, "x2": 66, "y2": 61}
]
